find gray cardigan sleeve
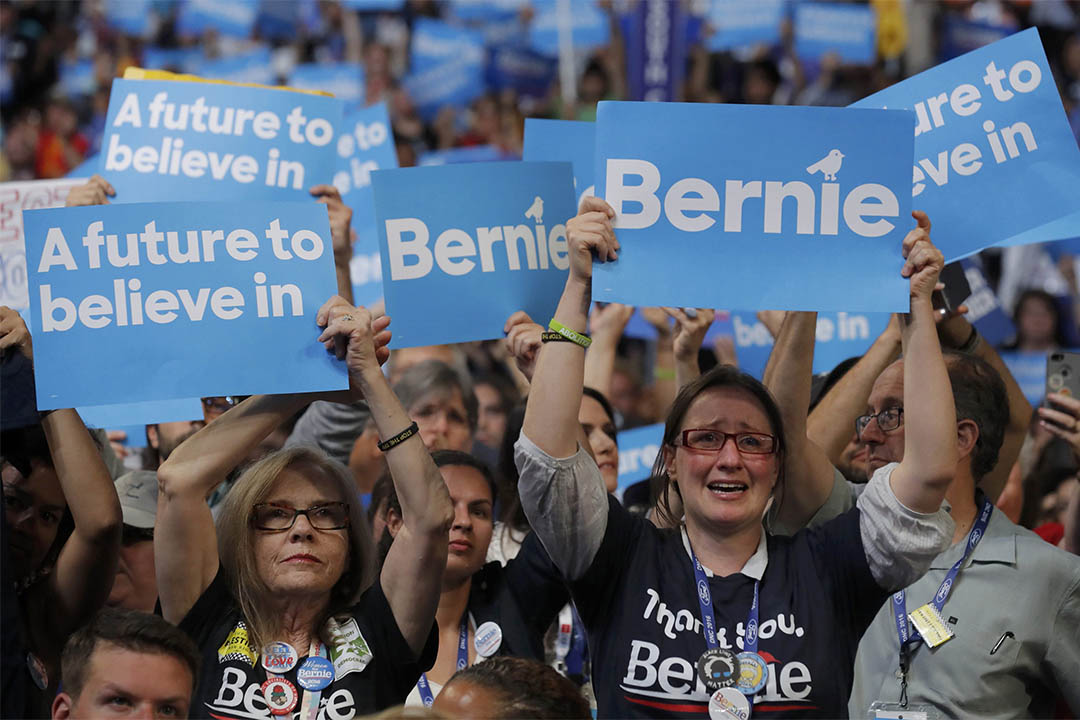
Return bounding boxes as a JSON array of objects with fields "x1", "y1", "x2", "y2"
[
  {"x1": 514, "y1": 432, "x2": 609, "y2": 582},
  {"x1": 285, "y1": 400, "x2": 370, "y2": 466}
]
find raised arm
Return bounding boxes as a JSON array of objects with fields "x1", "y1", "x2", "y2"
[
  {"x1": 889, "y1": 212, "x2": 958, "y2": 511},
  {"x1": 311, "y1": 184, "x2": 355, "y2": 305},
  {"x1": 1038, "y1": 391, "x2": 1080, "y2": 554},
  {"x1": 582, "y1": 302, "x2": 632, "y2": 399},
  {"x1": 935, "y1": 313, "x2": 1032, "y2": 502},
  {"x1": 156, "y1": 296, "x2": 389, "y2": 623},
  {"x1": 762, "y1": 311, "x2": 840, "y2": 529},
  {"x1": 517, "y1": 197, "x2": 619, "y2": 580},
  {"x1": 807, "y1": 316, "x2": 901, "y2": 464},
  {"x1": 0, "y1": 306, "x2": 123, "y2": 647},
  {"x1": 666, "y1": 307, "x2": 715, "y2": 389},
  {"x1": 320, "y1": 307, "x2": 453, "y2": 656}
]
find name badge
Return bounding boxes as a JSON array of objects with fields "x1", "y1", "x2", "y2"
[{"x1": 908, "y1": 604, "x2": 954, "y2": 648}]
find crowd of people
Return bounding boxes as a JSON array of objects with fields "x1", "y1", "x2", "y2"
[{"x1": 3, "y1": 1, "x2": 1080, "y2": 719}]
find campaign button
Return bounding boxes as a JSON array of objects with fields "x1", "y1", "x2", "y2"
[
  {"x1": 261, "y1": 677, "x2": 298, "y2": 716},
  {"x1": 735, "y1": 651, "x2": 768, "y2": 695},
  {"x1": 697, "y1": 648, "x2": 739, "y2": 690},
  {"x1": 26, "y1": 652, "x2": 48, "y2": 690},
  {"x1": 474, "y1": 621, "x2": 503, "y2": 658},
  {"x1": 261, "y1": 642, "x2": 299, "y2": 674},
  {"x1": 709, "y1": 686, "x2": 751, "y2": 720},
  {"x1": 296, "y1": 655, "x2": 335, "y2": 691}
]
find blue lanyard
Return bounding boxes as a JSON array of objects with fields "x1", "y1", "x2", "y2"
[
  {"x1": 416, "y1": 616, "x2": 468, "y2": 707},
  {"x1": 689, "y1": 539, "x2": 761, "y2": 653},
  {"x1": 893, "y1": 498, "x2": 992, "y2": 648}
]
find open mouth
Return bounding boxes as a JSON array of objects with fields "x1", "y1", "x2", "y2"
[{"x1": 707, "y1": 481, "x2": 748, "y2": 496}]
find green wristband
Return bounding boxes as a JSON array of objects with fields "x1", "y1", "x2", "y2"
[{"x1": 548, "y1": 319, "x2": 592, "y2": 348}]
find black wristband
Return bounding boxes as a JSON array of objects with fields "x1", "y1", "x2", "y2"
[
  {"x1": 378, "y1": 421, "x2": 420, "y2": 452},
  {"x1": 957, "y1": 326, "x2": 980, "y2": 353},
  {"x1": 541, "y1": 331, "x2": 577, "y2": 343}
]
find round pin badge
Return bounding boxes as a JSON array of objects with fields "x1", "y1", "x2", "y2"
[
  {"x1": 474, "y1": 621, "x2": 503, "y2": 658},
  {"x1": 709, "y1": 686, "x2": 751, "y2": 720},
  {"x1": 697, "y1": 648, "x2": 739, "y2": 690},
  {"x1": 26, "y1": 652, "x2": 48, "y2": 690},
  {"x1": 261, "y1": 642, "x2": 299, "y2": 674},
  {"x1": 261, "y1": 677, "x2": 299, "y2": 716},
  {"x1": 296, "y1": 655, "x2": 335, "y2": 691},
  {"x1": 734, "y1": 651, "x2": 768, "y2": 695}
]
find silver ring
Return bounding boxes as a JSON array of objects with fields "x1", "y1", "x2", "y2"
[{"x1": 340, "y1": 314, "x2": 354, "y2": 322}]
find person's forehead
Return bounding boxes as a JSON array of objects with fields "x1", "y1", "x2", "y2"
[
  {"x1": 414, "y1": 386, "x2": 465, "y2": 411},
  {"x1": 869, "y1": 362, "x2": 905, "y2": 407},
  {"x1": 683, "y1": 386, "x2": 771, "y2": 428},
  {"x1": 265, "y1": 466, "x2": 344, "y2": 503},
  {"x1": 578, "y1": 395, "x2": 611, "y2": 424},
  {"x1": 441, "y1": 464, "x2": 492, "y2": 503},
  {"x1": 5, "y1": 463, "x2": 64, "y2": 507},
  {"x1": 85, "y1": 645, "x2": 193, "y2": 698}
]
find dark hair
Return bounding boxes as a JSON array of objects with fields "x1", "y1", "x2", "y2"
[
  {"x1": 393, "y1": 360, "x2": 479, "y2": 432},
  {"x1": 474, "y1": 372, "x2": 518, "y2": 418},
  {"x1": 443, "y1": 656, "x2": 590, "y2": 719},
  {"x1": 1009, "y1": 289, "x2": 1067, "y2": 348},
  {"x1": 944, "y1": 352, "x2": 1009, "y2": 482},
  {"x1": 652, "y1": 365, "x2": 786, "y2": 527},
  {"x1": 61, "y1": 608, "x2": 200, "y2": 700},
  {"x1": 582, "y1": 386, "x2": 616, "y2": 428},
  {"x1": 809, "y1": 356, "x2": 861, "y2": 412},
  {"x1": 384, "y1": 450, "x2": 497, "y2": 520},
  {"x1": 0, "y1": 423, "x2": 52, "y2": 480},
  {"x1": 496, "y1": 402, "x2": 529, "y2": 533}
]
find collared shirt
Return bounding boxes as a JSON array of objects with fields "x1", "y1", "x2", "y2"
[
  {"x1": 680, "y1": 525, "x2": 768, "y2": 580},
  {"x1": 848, "y1": 497, "x2": 1080, "y2": 718}
]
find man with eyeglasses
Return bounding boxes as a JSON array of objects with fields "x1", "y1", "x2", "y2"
[
  {"x1": 767, "y1": 311, "x2": 1080, "y2": 719},
  {"x1": 106, "y1": 471, "x2": 159, "y2": 614}
]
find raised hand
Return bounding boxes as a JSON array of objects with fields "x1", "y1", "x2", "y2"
[
  {"x1": 0, "y1": 305, "x2": 33, "y2": 361},
  {"x1": 504, "y1": 310, "x2": 544, "y2": 382},
  {"x1": 316, "y1": 296, "x2": 392, "y2": 379},
  {"x1": 566, "y1": 197, "x2": 619, "y2": 282},
  {"x1": 1039, "y1": 392, "x2": 1080, "y2": 461},
  {"x1": 65, "y1": 175, "x2": 115, "y2": 207},
  {"x1": 310, "y1": 184, "x2": 353, "y2": 260},
  {"x1": 901, "y1": 210, "x2": 944, "y2": 306},
  {"x1": 664, "y1": 307, "x2": 716, "y2": 363}
]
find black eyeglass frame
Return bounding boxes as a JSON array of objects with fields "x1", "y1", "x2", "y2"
[
  {"x1": 250, "y1": 502, "x2": 352, "y2": 532},
  {"x1": 854, "y1": 406, "x2": 905, "y2": 438}
]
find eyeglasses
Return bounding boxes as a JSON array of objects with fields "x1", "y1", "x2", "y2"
[
  {"x1": 855, "y1": 406, "x2": 904, "y2": 438},
  {"x1": 251, "y1": 503, "x2": 351, "y2": 531},
  {"x1": 121, "y1": 524, "x2": 154, "y2": 546},
  {"x1": 201, "y1": 396, "x2": 247, "y2": 416},
  {"x1": 675, "y1": 429, "x2": 778, "y2": 455}
]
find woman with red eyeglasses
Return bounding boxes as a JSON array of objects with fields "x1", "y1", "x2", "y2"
[
  {"x1": 154, "y1": 297, "x2": 453, "y2": 719},
  {"x1": 513, "y1": 199, "x2": 961, "y2": 719}
]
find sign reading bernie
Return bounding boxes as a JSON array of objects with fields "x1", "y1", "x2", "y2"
[
  {"x1": 593, "y1": 101, "x2": 914, "y2": 312},
  {"x1": 852, "y1": 28, "x2": 1080, "y2": 259},
  {"x1": 101, "y1": 78, "x2": 343, "y2": 202},
  {"x1": 24, "y1": 201, "x2": 345, "y2": 409},
  {"x1": 373, "y1": 161, "x2": 576, "y2": 348}
]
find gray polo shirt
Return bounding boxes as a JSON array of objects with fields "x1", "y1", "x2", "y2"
[{"x1": 848, "y1": 502, "x2": 1080, "y2": 718}]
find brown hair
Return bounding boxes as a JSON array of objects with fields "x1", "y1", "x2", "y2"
[
  {"x1": 61, "y1": 607, "x2": 199, "y2": 700},
  {"x1": 442, "y1": 656, "x2": 590, "y2": 719},
  {"x1": 216, "y1": 446, "x2": 374, "y2": 649},
  {"x1": 651, "y1": 365, "x2": 787, "y2": 527}
]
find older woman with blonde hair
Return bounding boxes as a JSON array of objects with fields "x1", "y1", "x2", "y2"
[{"x1": 155, "y1": 296, "x2": 454, "y2": 718}]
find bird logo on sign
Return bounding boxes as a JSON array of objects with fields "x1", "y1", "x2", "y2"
[
  {"x1": 806, "y1": 149, "x2": 845, "y2": 181},
  {"x1": 525, "y1": 196, "x2": 544, "y2": 224}
]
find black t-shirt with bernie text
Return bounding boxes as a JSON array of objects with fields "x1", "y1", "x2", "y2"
[
  {"x1": 181, "y1": 570, "x2": 436, "y2": 720},
  {"x1": 577, "y1": 496, "x2": 887, "y2": 718}
]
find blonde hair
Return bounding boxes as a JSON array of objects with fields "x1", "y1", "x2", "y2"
[{"x1": 216, "y1": 446, "x2": 374, "y2": 649}]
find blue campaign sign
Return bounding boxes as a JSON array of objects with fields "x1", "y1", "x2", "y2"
[
  {"x1": 523, "y1": 119, "x2": 595, "y2": 208},
  {"x1": 487, "y1": 46, "x2": 556, "y2": 100},
  {"x1": 616, "y1": 422, "x2": 663, "y2": 490},
  {"x1": 403, "y1": 59, "x2": 486, "y2": 122},
  {"x1": 104, "y1": 0, "x2": 154, "y2": 37},
  {"x1": 331, "y1": 103, "x2": 398, "y2": 308},
  {"x1": 593, "y1": 101, "x2": 913, "y2": 312},
  {"x1": 289, "y1": 64, "x2": 365, "y2": 106},
  {"x1": 79, "y1": 398, "x2": 204, "y2": 429},
  {"x1": 940, "y1": 16, "x2": 1015, "y2": 61},
  {"x1": 418, "y1": 145, "x2": 512, "y2": 166},
  {"x1": 343, "y1": 0, "x2": 406, "y2": 10},
  {"x1": 999, "y1": 350, "x2": 1048, "y2": 405},
  {"x1": 142, "y1": 46, "x2": 204, "y2": 74},
  {"x1": 529, "y1": 0, "x2": 610, "y2": 57},
  {"x1": 707, "y1": 0, "x2": 784, "y2": 53},
  {"x1": 101, "y1": 78, "x2": 343, "y2": 203},
  {"x1": 23, "y1": 201, "x2": 345, "y2": 409},
  {"x1": 190, "y1": 47, "x2": 275, "y2": 86},
  {"x1": 177, "y1": 0, "x2": 258, "y2": 38},
  {"x1": 794, "y1": 2, "x2": 876, "y2": 65},
  {"x1": 448, "y1": 0, "x2": 523, "y2": 24},
  {"x1": 59, "y1": 60, "x2": 96, "y2": 98},
  {"x1": 852, "y1": 29, "x2": 1080, "y2": 260},
  {"x1": 373, "y1": 161, "x2": 576, "y2": 347},
  {"x1": 731, "y1": 311, "x2": 892, "y2": 380},
  {"x1": 960, "y1": 259, "x2": 1015, "y2": 347},
  {"x1": 411, "y1": 18, "x2": 486, "y2": 72}
]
